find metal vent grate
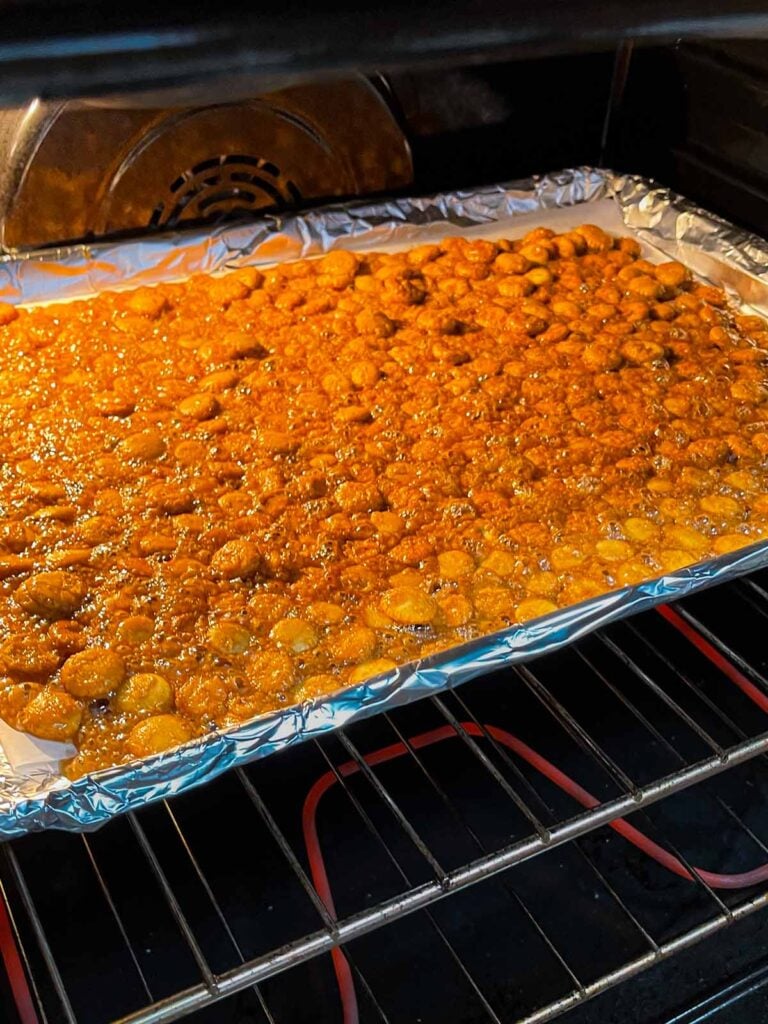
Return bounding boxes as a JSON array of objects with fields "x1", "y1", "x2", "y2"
[
  {"x1": 0, "y1": 78, "x2": 413, "y2": 251},
  {"x1": 3, "y1": 575, "x2": 768, "y2": 1023},
  {"x1": 149, "y1": 154, "x2": 303, "y2": 228}
]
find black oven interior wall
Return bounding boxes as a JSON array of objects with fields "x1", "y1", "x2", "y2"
[{"x1": 388, "y1": 40, "x2": 768, "y2": 237}]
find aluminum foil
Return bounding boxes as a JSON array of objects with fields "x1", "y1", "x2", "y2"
[{"x1": 1, "y1": 166, "x2": 767, "y2": 837}]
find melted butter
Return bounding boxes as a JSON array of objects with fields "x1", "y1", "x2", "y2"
[{"x1": 0, "y1": 235, "x2": 760, "y2": 775}]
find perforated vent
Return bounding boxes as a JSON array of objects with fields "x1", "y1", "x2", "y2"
[
  {"x1": 149, "y1": 154, "x2": 302, "y2": 228},
  {"x1": 0, "y1": 79, "x2": 413, "y2": 250}
]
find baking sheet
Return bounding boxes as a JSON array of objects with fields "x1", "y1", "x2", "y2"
[{"x1": 0, "y1": 165, "x2": 767, "y2": 837}]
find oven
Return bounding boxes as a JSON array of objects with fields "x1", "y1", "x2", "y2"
[{"x1": 2, "y1": 5, "x2": 768, "y2": 1024}]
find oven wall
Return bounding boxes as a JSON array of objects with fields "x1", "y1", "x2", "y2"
[
  {"x1": 386, "y1": 52, "x2": 617, "y2": 194},
  {"x1": 614, "y1": 41, "x2": 768, "y2": 235},
  {"x1": 389, "y1": 40, "x2": 768, "y2": 238}
]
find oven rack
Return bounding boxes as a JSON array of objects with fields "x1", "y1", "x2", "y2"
[{"x1": 4, "y1": 577, "x2": 768, "y2": 1024}]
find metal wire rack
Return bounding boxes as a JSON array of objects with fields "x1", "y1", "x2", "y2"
[{"x1": 4, "y1": 575, "x2": 768, "y2": 1024}]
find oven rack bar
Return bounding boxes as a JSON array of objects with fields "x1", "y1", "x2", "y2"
[
  {"x1": 4, "y1": 585, "x2": 768, "y2": 1024},
  {"x1": 518, "y1": 891, "x2": 768, "y2": 1024},
  {"x1": 71, "y1": 728, "x2": 768, "y2": 1024}
]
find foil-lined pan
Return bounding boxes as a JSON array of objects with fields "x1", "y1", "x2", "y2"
[{"x1": 1, "y1": 165, "x2": 767, "y2": 837}]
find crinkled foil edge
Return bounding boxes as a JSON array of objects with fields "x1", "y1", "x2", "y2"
[{"x1": 1, "y1": 166, "x2": 768, "y2": 837}]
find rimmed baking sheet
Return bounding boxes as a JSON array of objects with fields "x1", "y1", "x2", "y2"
[{"x1": 1, "y1": 166, "x2": 767, "y2": 837}]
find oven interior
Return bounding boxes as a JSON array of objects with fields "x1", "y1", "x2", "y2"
[{"x1": 2, "y1": 26, "x2": 768, "y2": 1024}]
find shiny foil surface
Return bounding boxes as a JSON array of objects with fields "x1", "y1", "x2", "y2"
[{"x1": 0, "y1": 166, "x2": 766, "y2": 837}]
